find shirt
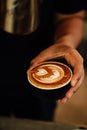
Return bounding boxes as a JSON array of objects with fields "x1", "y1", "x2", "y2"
[{"x1": 53, "y1": 0, "x2": 87, "y2": 14}]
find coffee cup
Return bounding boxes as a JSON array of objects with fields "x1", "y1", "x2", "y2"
[{"x1": 27, "y1": 61, "x2": 72, "y2": 100}]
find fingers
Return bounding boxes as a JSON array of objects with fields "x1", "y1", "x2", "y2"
[
  {"x1": 71, "y1": 62, "x2": 84, "y2": 85},
  {"x1": 30, "y1": 44, "x2": 68, "y2": 67},
  {"x1": 60, "y1": 49, "x2": 84, "y2": 103},
  {"x1": 60, "y1": 68, "x2": 84, "y2": 103},
  {"x1": 30, "y1": 51, "x2": 49, "y2": 68},
  {"x1": 67, "y1": 72, "x2": 84, "y2": 97}
]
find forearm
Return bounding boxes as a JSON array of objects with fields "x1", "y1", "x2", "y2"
[{"x1": 54, "y1": 11, "x2": 85, "y2": 48}]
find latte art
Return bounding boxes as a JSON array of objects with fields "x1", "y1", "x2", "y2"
[
  {"x1": 32, "y1": 64, "x2": 64, "y2": 84},
  {"x1": 27, "y1": 62, "x2": 72, "y2": 90}
]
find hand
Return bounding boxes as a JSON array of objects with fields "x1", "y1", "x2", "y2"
[{"x1": 30, "y1": 43, "x2": 85, "y2": 103}]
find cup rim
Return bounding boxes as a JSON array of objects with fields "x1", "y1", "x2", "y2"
[{"x1": 27, "y1": 61, "x2": 72, "y2": 90}]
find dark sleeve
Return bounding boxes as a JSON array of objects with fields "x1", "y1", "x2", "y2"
[{"x1": 54, "y1": 0, "x2": 87, "y2": 14}]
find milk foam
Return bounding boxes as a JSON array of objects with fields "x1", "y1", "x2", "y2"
[
  {"x1": 27, "y1": 62, "x2": 72, "y2": 90},
  {"x1": 32, "y1": 64, "x2": 64, "y2": 84}
]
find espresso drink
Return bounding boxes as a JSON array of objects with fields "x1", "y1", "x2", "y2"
[{"x1": 27, "y1": 62, "x2": 72, "y2": 90}]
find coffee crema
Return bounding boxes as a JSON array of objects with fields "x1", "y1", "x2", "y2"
[{"x1": 27, "y1": 62, "x2": 72, "y2": 90}]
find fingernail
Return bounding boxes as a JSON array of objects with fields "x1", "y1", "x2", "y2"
[
  {"x1": 71, "y1": 81, "x2": 76, "y2": 86},
  {"x1": 61, "y1": 97, "x2": 68, "y2": 103}
]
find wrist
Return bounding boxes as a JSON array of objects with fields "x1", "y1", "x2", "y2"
[{"x1": 54, "y1": 35, "x2": 78, "y2": 49}]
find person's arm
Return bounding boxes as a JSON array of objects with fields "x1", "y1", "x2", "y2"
[
  {"x1": 54, "y1": 10, "x2": 85, "y2": 48},
  {"x1": 52, "y1": 10, "x2": 85, "y2": 103},
  {"x1": 30, "y1": 10, "x2": 85, "y2": 103}
]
